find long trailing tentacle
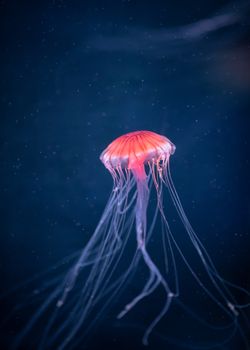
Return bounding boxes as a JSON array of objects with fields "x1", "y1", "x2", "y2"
[
  {"x1": 158, "y1": 158, "x2": 250, "y2": 348},
  {"x1": 13, "y1": 169, "x2": 139, "y2": 349}
]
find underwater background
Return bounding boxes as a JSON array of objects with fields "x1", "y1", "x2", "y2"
[{"x1": 1, "y1": 0, "x2": 250, "y2": 349}]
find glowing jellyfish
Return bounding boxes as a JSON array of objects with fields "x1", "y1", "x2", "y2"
[{"x1": 14, "y1": 130, "x2": 249, "y2": 349}]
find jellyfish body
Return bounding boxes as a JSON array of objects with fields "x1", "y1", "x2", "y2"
[
  {"x1": 13, "y1": 131, "x2": 249, "y2": 350},
  {"x1": 100, "y1": 131, "x2": 176, "y2": 343}
]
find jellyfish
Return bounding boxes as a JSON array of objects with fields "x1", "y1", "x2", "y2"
[{"x1": 11, "y1": 130, "x2": 249, "y2": 349}]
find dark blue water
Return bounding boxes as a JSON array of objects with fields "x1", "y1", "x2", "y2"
[{"x1": 1, "y1": 1, "x2": 250, "y2": 349}]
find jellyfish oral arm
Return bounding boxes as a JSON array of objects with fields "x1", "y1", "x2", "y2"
[
  {"x1": 117, "y1": 166, "x2": 173, "y2": 345},
  {"x1": 134, "y1": 171, "x2": 148, "y2": 249}
]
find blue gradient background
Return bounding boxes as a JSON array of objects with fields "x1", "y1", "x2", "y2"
[{"x1": 0, "y1": 1, "x2": 250, "y2": 349}]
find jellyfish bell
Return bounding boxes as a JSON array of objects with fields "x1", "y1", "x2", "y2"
[
  {"x1": 8, "y1": 130, "x2": 250, "y2": 350},
  {"x1": 100, "y1": 130, "x2": 176, "y2": 179}
]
